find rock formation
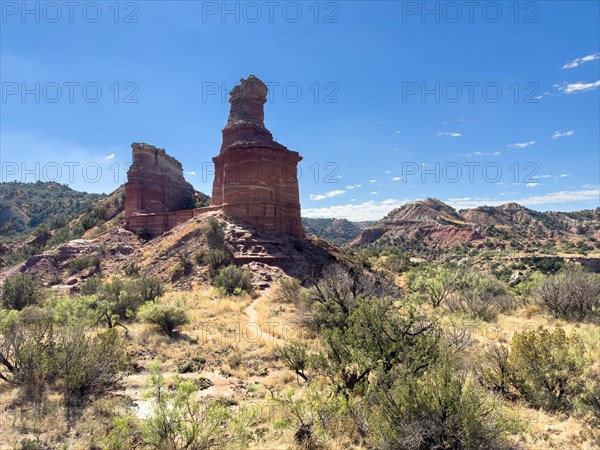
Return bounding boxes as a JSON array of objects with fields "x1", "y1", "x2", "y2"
[
  {"x1": 124, "y1": 143, "x2": 195, "y2": 215},
  {"x1": 211, "y1": 75, "x2": 303, "y2": 238},
  {"x1": 124, "y1": 143, "x2": 195, "y2": 234}
]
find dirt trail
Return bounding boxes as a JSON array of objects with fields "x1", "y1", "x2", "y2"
[{"x1": 244, "y1": 295, "x2": 284, "y2": 346}]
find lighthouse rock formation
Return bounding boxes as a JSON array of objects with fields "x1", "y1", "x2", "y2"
[{"x1": 210, "y1": 75, "x2": 303, "y2": 237}]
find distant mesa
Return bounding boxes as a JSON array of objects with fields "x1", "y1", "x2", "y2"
[{"x1": 124, "y1": 75, "x2": 303, "y2": 238}]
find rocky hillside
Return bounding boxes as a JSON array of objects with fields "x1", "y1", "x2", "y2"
[
  {"x1": 302, "y1": 217, "x2": 372, "y2": 245},
  {"x1": 0, "y1": 181, "x2": 105, "y2": 239},
  {"x1": 351, "y1": 198, "x2": 600, "y2": 252},
  {"x1": 0, "y1": 210, "x2": 339, "y2": 292}
]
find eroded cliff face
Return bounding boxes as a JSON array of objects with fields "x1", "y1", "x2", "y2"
[
  {"x1": 211, "y1": 75, "x2": 303, "y2": 238},
  {"x1": 124, "y1": 143, "x2": 195, "y2": 219}
]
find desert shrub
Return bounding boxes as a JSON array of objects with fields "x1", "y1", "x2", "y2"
[
  {"x1": 138, "y1": 302, "x2": 190, "y2": 335},
  {"x1": 80, "y1": 275, "x2": 101, "y2": 295},
  {"x1": 93, "y1": 277, "x2": 160, "y2": 328},
  {"x1": 407, "y1": 264, "x2": 460, "y2": 307},
  {"x1": 381, "y1": 253, "x2": 412, "y2": 273},
  {"x1": 205, "y1": 216, "x2": 225, "y2": 249},
  {"x1": 0, "y1": 303, "x2": 125, "y2": 405},
  {"x1": 0, "y1": 307, "x2": 55, "y2": 398},
  {"x1": 135, "y1": 228, "x2": 150, "y2": 242},
  {"x1": 279, "y1": 343, "x2": 310, "y2": 382},
  {"x1": 142, "y1": 363, "x2": 254, "y2": 449},
  {"x1": 17, "y1": 439, "x2": 42, "y2": 450},
  {"x1": 94, "y1": 278, "x2": 135, "y2": 327},
  {"x1": 445, "y1": 270, "x2": 515, "y2": 321},
  {"x1": 124, "y1": 262, "x2": 140, "y2": 277},
  {"x1": 1, "y1": 274, "x2": 40, "y2": 310},
  {"x1": 173, "y1": 247, "x2": 193, "y2": 271},
  {"x1": 214, "y1": 265, "x2": 253, "y2": 295},
  {"x1": 509, "y1": 328, "x2": 585, "y2": 411},
  {"x1": 366, "y1": 357, "x2": 508, "y2": 450},
  {"x1": 283, "y1": 295, "x2": 439, "y2": 395},
  {"x1": 57, "y1": 326, "x2": 126, "y2": 405},
  {"x1": 67, "y1": 255, "x2": 100, "y2": 274},
  {"x1": 129, "y1": 276, "x2": 165, "y2": 303},
  {"x1": 309, "y1": 263, "x2": 398, "y2": 331},
  {"x1": 195, "y1": 248, "x2": 229, "y2": 275},
  {"x1": 271, "y1": 277, "x2": 303, "y2": 304},
  {"x1": 104, "y1": 414, "x2": 139, "y2": 450},
  {"x1": 270, "y1": 383, "x2": 353, "y2": 448},
  {"x1": 535, "y1": 268, "x2": 600, "y2": 321}
]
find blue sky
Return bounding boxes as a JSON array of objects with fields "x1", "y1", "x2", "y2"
[{"x1": 1, "y1": 1, "x2": 599, "y2": 220}]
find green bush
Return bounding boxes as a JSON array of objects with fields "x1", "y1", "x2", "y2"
[
  {"x1": 536, "y1": 268, "x2": 600, "y2": 321},
  {"x1": 271, "y1": 277, "x2": 303, "y2": 304},
  {"x1": 138, "y1": 302, "x2": 190, "y2": 335},
  {"x1": 205, "y1": 217, "x2": 225, "y2": 249},
  {"x1": 0, "y1": 304, "x2": 125, "y2": 405},
  {"x1": 129, "y1": 276, "x2": 165, "y2": 303},
  {"x1": 509, "y1": 328, "x2": 585, "y2": 411},
  {"x1": 142, "y1": 363, "x2": 253, "y2": 449},
  {"x1": 196, "y1": 248, "x2": 229, "y2": 275},
  {"x1": 367, "y1": 358, "x2": 508, "y2": 450},
  {"x1": 1, "y1": 274, "x2": 40, "y2": 310},
  {"x1": 59, "y1": 327, "x2": 126, "y2": 405},
  {"x1": 80, "y1": 275, "x2": 101, "y2": 295},
  {"x1": 214, "y1": 265, "x2": 253, "y2": 295},
  {"x1": 67, "y1": 255, "x2": 100, "y2": 275},
  {"x1": 407, "y1": 264, "x2": 459, "y2": 307}
]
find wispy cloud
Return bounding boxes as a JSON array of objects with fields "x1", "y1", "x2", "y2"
[
  {"x1": 310, "y1": 189, "x2": 346, "y2": 201},
  {"x1": 369, "y1": 179, "x2": 377, "y2": 183},
  {"x1": 556, "y1": 80, "x2": 600, "y2": 94},
  {"x1": 345, "y1": 184, "x2": 362, "y2": 190},
  {"x1": 438, "y1": 131, "x2": 462, "y2": 137},
  {"x1": 392, "y1": 177, "x2": 402, "y2": 181},
  {"x1": 105, "y1": 153, "x2": 115, "y2": 160},
  {"x1": 302, "y1": 187, "x2": 599, "y2": 221},
  {"x1": 562, "y1": 53, "x2": 600, "y2": 69},
  {"x1": 507, "y1": 140, "x2": 535, "y2": 149},
  {"x1": 185, "y1": 171, "x2": 197, "y2": 176},
  {"x1": 551, "y1": 130, "x2": 574, "y2": 139},
  {"x1": 446, "y1": 188, "x2": 599, "y2": 209},
  {"x1": 466, "y1": 151, "x2": 501, "y2": 156},
  {"x1": 303, "y1": 199, "x2": 411, "y2": 221}
]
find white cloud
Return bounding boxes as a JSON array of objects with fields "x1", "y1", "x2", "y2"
[
  {"x1": 551, "y1": 130, "x2": 574, "y2": 139},
  {"x1": 185, "y1": 171, "x2": 197, "y2": 176},
  {"x1": 345, "y1": 184, "x2": 362, "y2": 190},
  {"x1": 370, "y1": 191, "x2": 379, "y2": 195},
  {"x1": 526, "y1": 183, "x2": 538, "y2": 187},
  {"x1": 446, "y1": 188, "x2": 600, "y2": 209},
  {"x1": 310, "y1": 189, "x2": 346, "y2": 201},
  {"x1": 438, "y1": 131, "x2": 462, "y2": 137},
  {"x1": 466, "y1": 151, "x2": 501, "y2": 156},
  {"x1": 302, "y1": 188, "x2": 600, "y2": 221},
  {"x1": 507, "y1": 140, "x2": 535, "y2": 148},
  {"x1": 562, "y1": 53, "x2": 600, "y2": 69},
  {"x1": 105, "y1": 153, "x2": 115, "y2": 160},
  {"x1": 392, "y1": 177, "x2": 402, "y2": 181},
  {"x1": 559, "y1": 173, "x2": 570, "y2": 178},
  {"x1": 369, "y1": 179, "x2": 377, "y2": 183},
  {"x1": 556, "y1": 80, "x2": 600, "y2": 94},
  {"x1": 385, "y1": 170, "x2": 391, "y2": 174},
  {"x1": 303, "y1": 199, "x2": 411, "y2": 221}
]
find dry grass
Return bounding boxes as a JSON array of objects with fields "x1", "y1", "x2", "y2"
[{"x1": 1, "y1": 282, "x2": 599, "y2": 449}]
